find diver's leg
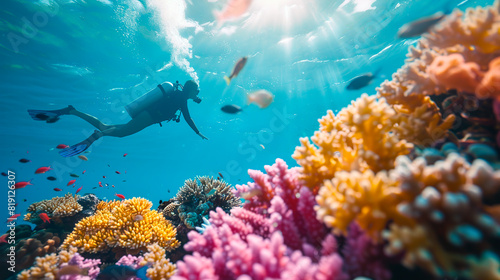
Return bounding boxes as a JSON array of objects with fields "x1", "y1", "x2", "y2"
[
  {"x1": 101, "y1": 110, "x2": 155, "y2": 138},
  {"x1": 67, "y1": 107, "x2": 111, "y2": 131}
]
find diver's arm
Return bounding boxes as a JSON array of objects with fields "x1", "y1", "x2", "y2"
[{"x1": 181, "y1": 104, "x2": 208, "y2": 140}]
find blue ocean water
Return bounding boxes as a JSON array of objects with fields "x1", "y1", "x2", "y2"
[{"x1": 0, "y1": 0, "x2": 490, "y2": 225}]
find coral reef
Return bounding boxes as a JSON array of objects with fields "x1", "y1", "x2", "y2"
[
  {"x1": 61, "y1": 197, "x2": 179, "y2": 255},
  {"x1": 25, "y1": 193, "x2": 83, "y2": 222},
  {"x1": 293, "y1": 94, "x2": 413, "y2": 191},
  {"x1": 139, "y1": 243, "x2": 177, "y2": 280}
]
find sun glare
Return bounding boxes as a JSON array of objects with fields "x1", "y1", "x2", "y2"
[{"x1": 244, "y1": 0, "x2": 315, "y2": 32}]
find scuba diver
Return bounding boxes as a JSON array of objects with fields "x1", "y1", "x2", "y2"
[{"x1": 28, "y1": 80, "x2": 208, "y2": 157}]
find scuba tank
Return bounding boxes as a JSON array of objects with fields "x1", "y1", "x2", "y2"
[{"x1": 124, "y1": 82, "x2": 175, "y2": 119}]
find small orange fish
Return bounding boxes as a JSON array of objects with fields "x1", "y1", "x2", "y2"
[
  {"x1": 35, "y1": 166, "x2": 52, "y2": 174},
  {"x1": 0, "y1": 233, "x2": 8, "y2": 243},
  {"x1": 82, "y1": 170, "x2": 86, "y2": 174},
  {"x1": 39, "y1": 213, "x2": 51, "y2": 223},
  {"x1": 67, "y1": 179, "x2": 76, "y2": 186},
  {"x1": 78, "y1": 155, "x2": 88, "y2": 161},
  {"x1": 54, "y1": 188, "x2": 62, "y2": 191},
  {"x1": 56, "y1": 144, "x2": 69, "y2": 149},
  {"x1": 224, "y1": 57, "x2": 248, "y2": 85},
  {"x1": 112, "y1": 185, "x2": 115, "y2": 188},
  {"x1": 15, "y1": 180, "x2": 33, "y2": 189},
  {"x1": 76, "y1": 186, "x2": 82, "y2": 194},
  {"x1": 115, "y1": 193, "x2": 125, "y2": 200}
]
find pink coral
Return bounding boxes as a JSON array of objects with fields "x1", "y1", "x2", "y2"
[
  {"x1": 428, "y1": 53, "x2": 483, "y2": 93},
  {"x1": 116, "y1": 254, "x2": 144, "y2": 269},
  {"x1": 58, "y1": 253, "x2": 101, "y2": 280},
  {"x1": 342, "y1": 223, "x2": 391, "y2": 280},
  {"x1": 476, "y1": 57, "x2": 500, "y2": 100}
]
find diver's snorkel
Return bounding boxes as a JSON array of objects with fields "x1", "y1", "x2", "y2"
[{"x1": 193, "y1": 96, "x2": 202, "y2": 104}]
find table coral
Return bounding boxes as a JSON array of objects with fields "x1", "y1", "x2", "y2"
[
  {"x1": 293, "y1": 94, "x2": 412, "y2": 191},
  {"x1": 25, "y1": 193, "x2": 83, "y2": 223},
  {"x1": 61, "y1": 198, "x2": 179, "y2": 254}
]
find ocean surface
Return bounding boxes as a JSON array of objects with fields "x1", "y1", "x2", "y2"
[{"x1": 0, "y1": 0, "x2": 490, "y2": 225}]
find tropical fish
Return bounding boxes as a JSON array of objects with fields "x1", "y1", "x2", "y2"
[
  {"x1": 78, "y1": 155, "x2": 88, "y2": 161},
  {"x1": 39, "y1": 213, "x2": 51, "y2": 223},
  {"x1": 218, "y1": 172, "x2": 224, "y2": 179},
  {"x1": 23, "y1": 199, "x2": 27, "y2": 202},
  {"x1": 47, "y1": 176, "x2": 57, "y2": 181},
  {"x1": 224, "y1": 57, "x2": 248, "y2": 85},
  {"x1": 239, "y1": 188, "x2": 263, "y2": 200},
  {"x1": 103, "y1": 175, "x2": 106, "y2": 178},
  {"x1": 82, "y1": 170, "x2": 86, "y2": 174},
  {"x1": 346, "y1": 71, "x2": 379, "y2": 90},
  {"x1": 70, "y1": 173, "x2": 80, "y2": 178},
  {"x1": 35, "y1": 166, "x2": 52, "y2": 174},
  {"x1": 115, "y1": 171, "x2": 121, "y2": 174},
  {"x1": 247, "y1": 90, "x2": 274, "y2": 108},
  {"x1": 54, "y1": 188, "x2": 62, "y2": 191},
  {"x1": 7, "y1": 214, "x2": 21, "y2": 223},
  {"x1": 15, "y1": 180, "x2": 33, "y2": 189},
  {"x1": 0, "y1": 233, "x2": 8, "y2": 244},
  {"x1": 115, "y1": 193, "x2": 125, "y2": 200},
  {"x1": 260, "y1": 144, "x2": 265, "y2": 149},
  {"x1": 67, "y1": 179, "x2": 76, "y2": 186},
  {"x1": 397, "y1": 12, "x2": 446, "y2": 38},
  {"x1": 112, "y1": 185, "x2": 115, "y2": 188},
  {"x1": 19, "y1": 158, "x2": 31, "y2": 163},
  {"x1": 214, "y1": 0, "x2": 253, "y2": 24},
  {"x1": 221, "y1": 104, "x2": 243, "y2": 114},
  {"x1": 76, "y1": 186, "x2": 83, "y2": 194},
  {"x1": 123, "y1": 153, "x2": 128, "y2": 157},
  {"x1": 56, "y1": 144, "x2": 69, "y2": 149},
  {"x1": 1, "y1": 172, "x2": 7, "y2": 176}
]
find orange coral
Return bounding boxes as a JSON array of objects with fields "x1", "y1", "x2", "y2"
[
  {"x1": 61, "y1": 198, "x2": 179, "y2": 254},
  {"x1": 293, "y1": 94, "x2": 412, "y2": 191},
  {"x1": 428, "y1": 53, "x2": 483, "y2": 93},
  {"x1": 17, "y1": 247, "x2": 77, "y2": 280},
  {"x1": 476, "y1": 57, "x2": 500, "y2": 100},
  {"x1": 316, "y1": 170, "x2": 412, "y2": 241},
  {"x1": 139, "y1": 243, "x2": 177, "y2": 280}
]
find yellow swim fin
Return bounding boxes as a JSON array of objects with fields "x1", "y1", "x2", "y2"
[{"x1": 224, "y1": 76, "x2": 231, "y2": 85}]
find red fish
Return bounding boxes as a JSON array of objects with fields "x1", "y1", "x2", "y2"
[
  {"x1": 98, "y1": 181, "x2": 103, "y2": 187},
  {"x1": 56, "y1": 144, "x2": 69, "y2": 149},
  {"x1": 123, "y1": 153, "x2": 128, "y2": 157},
  {"x1": 14, "y1": 203, "x2": 18, "y2": 207},
  {"x1": 1, "y1": 172, "x2": 7, "y2": 176},
  {"x1": 115, "y1": 194, "x2": 125, "y2": 200},
  {"x1": 112, "y1": 185, "x2": 115, "y2": 188},
  {"x1": 54, "y1": 188, "x2": 62, "y2": 191},
  {"x1": 103, "y1": 175, "x2": 106, "y2": 178},
  {"x1": 39, "y1": 213, "x2": 51, "y2": 223},
  {"x1": 224, "y1": 56, "x2": 248, "y2": 85},
  {"x1": 67, "y1": 179, "x2": 76, "y2": 186},
  {"x1": 76, "y1": 186, "x2": 83, "y2": 194},
  {"x1": 0, "y1": 233, "x2": 8, "y2": 244},
  {"x1": 15, "y1": 180, "x2": 33, "y2": 189},
  {"x1": 7, "y1": 214, "x2": 21, "y2": 223},
  {"x1": 82, "y1": 170, "x2": 86, "y2": 174},
  {"x1": 115, "y1": 171, "x2": 121, "y2": 174},
  {"x1": 35, "y1": 166, "x2": 52, "y2": 174}
]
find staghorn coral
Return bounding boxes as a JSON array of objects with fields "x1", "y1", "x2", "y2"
[
  {"x1": 293, "y1": 94, "x2": 412, "y2": 191},
  {"x1": 384, "y1": 153, "x2": 500, "y2": 278},
  {"x1": 139, "y1": 243, "x2": 176, "y2": 280},
  {"x1": 315, "y1": 169, "x2": 412, "y2": 241},
  {"x1": 61, "y1": 198, "x2": 179, "y2": 254}
]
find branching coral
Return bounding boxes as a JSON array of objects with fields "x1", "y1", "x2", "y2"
[
  {"x1": 384, "y1": 153, "x2": 500, "y2": 278},
  {"x1": 61, "y1": 198, "x2": 179, "y2": 254},
  {"x1": 293, "y1": 94, "x2": 412, "y2": 191},
  {"x1": 15, "y1": 231, "x2": 61, "y2": 272},
  {"x1": 139, "y1": 243, "x2": 177, "y2": 280},
  {"x1": 315, "y1": 169, "x2": 412, "y2": 241}
]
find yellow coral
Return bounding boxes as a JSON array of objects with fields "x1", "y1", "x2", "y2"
[
  {"x1": 293, "y1": 94, "x2": 412, "y2": 191},
  {"x1": 316, "y1": 170, "x2": 412, "y2": 241},
  {"x1": 61, "y1": 198, "x2": 179, "y2": 253},
  {"x1": 140, "y1": 243, "x2": 177, "y2": 280},
  {"x1": 26, "y1": 193, "x2": 82, "y2": 219},
  {"x1": 17, "y1": 247, "x2": 77, "y2": 280}
]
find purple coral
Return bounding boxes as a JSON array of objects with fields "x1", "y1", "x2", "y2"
[
  {"x1": 116, "y1": 254, "x2": 144, "y2": 269},
  {"x1": 59, "y1": 253, "x2": 101, "y2": 280},
  {"x1": 342, "y1": 223, "x2": 391, "y2": 280}
]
